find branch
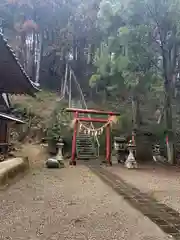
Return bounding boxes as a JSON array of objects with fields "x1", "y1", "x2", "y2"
[{"x1": 150, "y1": 58, "x2": 162, "y2": 72}]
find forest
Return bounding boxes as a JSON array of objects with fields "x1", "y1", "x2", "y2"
[{"x1": 1, "y1": 0, "x2": 180, "y2": 164}]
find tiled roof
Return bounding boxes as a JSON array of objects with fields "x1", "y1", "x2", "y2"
[{"x1": 0, "y1": 33, "x2": 39, "y2": 96}]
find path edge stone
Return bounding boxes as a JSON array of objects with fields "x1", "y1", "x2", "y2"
[{"x1": 0, "y1": 157, "x2": 30, "y2": 186}]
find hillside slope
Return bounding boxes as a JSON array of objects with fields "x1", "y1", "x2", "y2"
[{"x1": 10, "y1": 91, "x2": 67, "y2": 120}]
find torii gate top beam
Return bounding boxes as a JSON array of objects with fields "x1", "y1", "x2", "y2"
[
  {"x1": 76, "y1": 117, "x2": 108, "y2": 123},
  {"x1": 66, "y1": 108, "x2": 120, "y2": 116}
]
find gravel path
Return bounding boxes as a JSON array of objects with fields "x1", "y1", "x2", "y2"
[
  {"x1": 0, "y1": 165, "x2": 171, "y2": 240},
  {"x1": 108, "y1": 164, "x2": 180, "y2": 212}
]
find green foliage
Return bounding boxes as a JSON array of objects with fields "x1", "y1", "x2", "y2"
[
  {"x1": 118, "y1": 114, "x2": 132, "y2": 132},
  {"x1": 1, "y1": 0, "x2": 101, "y2": 71},
  {"x1": 4, "y1": 0, "x2": 180, "y2": 152},
  {"x1": 47, "y1": 109, "x2": 61, "y2": 142},
  {"x1": 90, "y1": 0, "x2": 180, "y2": 104},
  {"x1": 46, "y1": 103, "x2": 72, "y2": 142},
  {"x1": 90, "y1": 1, "x2": 159, "y2": 96},
  {"x1": 89, "y1": 74, "x2": 101, "y2": 88},
  {"x1": 13, "y1": 103, "x2": 36, "y2": 119}
]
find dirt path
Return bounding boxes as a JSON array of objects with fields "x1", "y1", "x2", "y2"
[{"x1": 0, "y1": 161, "x2": 171, "y2": 240}]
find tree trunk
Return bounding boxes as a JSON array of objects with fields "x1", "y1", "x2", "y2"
[
  {"x1": 132, "y1": 95, "x2": 140, "y2": 131},
  {"x1": 73, "y1": 39, "x2": 77, "y2": 60},
  {"x1": 35, "y1": 33, "x2": 42, "y2": 84},
  {"x1": 161, "y1": 39, "x2": 176, "y2": 164},
  {"x1": 132, "y1": 94, "x2": 140, "y2": 160},
  {"x1": 164, "y1": 82, "x2": 175, "y2": 164},
  {"x1": 32, "y1": 30, "x2": 37, "y2": 82},
  {"x1": 20, "y1": 32, "x2": 27, "y2": 70}
]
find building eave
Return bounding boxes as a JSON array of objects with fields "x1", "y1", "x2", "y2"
[{"x1": 0, "y1": 112, "x2": 25, "y2": 124}]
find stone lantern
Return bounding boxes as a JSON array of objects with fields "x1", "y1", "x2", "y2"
[
  {"x1": 125, "y1": 140, "x2": 138, "y2": 169},
  {"x1": 152, "y1": 144, "x2": 161, "y2": 162},
  {"x1": 46, "y1": 138, "x2": 65, "y2": 168},
  {"x1": 114, "y1": 137, "x2": 128, "y2": 163}
]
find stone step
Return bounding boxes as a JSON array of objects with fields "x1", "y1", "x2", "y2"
[
  {"x1": 77, "y1": 139, "x2": 92, "y2": 142},
  {"x1": 78, "y1": 151, "x2": 96, "y2": 154},
  {"x1": 77, "y1": 149, "x2": 95, "y2": 153},
  {"x1": 77, "y1": 144, "x2": 94, "y2": 147},
  {"x1": 77, "y1": 149, "x2": 94, "y2": 152},
  {"x1": 77, "y1": 141, "x2": 94, "y2": 144},
  {"x1": 77, "y1": 140, "x2": 92, "y2": 143},
  {"x1": 77, "y1": 139, "x2": 92, "y2": 143},
  {"x1": 77, "y1": 144, "x2": 93, "y2": 147},
  {"x1": 77, "y1": 151, "x2": 96, "y2": 154},
  {"x1": 77, "y1": 147, "x2": 95, "y2": 150},
  {"x1": 77, "y1": 151, "x2": 96, "y2": 155},
  {"x1": 76, "y1": 141, "x2": 94, "y2": 145},
  {"x1": 77, "y1": 142, "x2": 92, "y2": 145},
  {"x1": 78, "y1": 155, "x2": 96, "y2": 158},
  {"x1": 78, "y1": 133, "x2": 92, "y2": 136},
  {"x1": 77, "y1": 146, "x2": 94, "y2": 149},
  {"x1": 77, "y1": 143, "x2": 93, "y2": 146},
  {"x1": 77, "y1": 141, "x2": 95, "y2": 146},
  {"x1": 78, "y1": 155, "x2": 97, "y2": 159},
  {"x1": 71, "y1": 102, "x2": 97, "y2": 160},
  {"x1": 77, "y1": 136, "x2": 93, "y2": 140},
  {"x1": 77, "y1": 138, "x2": 95, "y2": 141},
  {"x1": 77, "y1": 137, "x2": 94, "y2": 140}
]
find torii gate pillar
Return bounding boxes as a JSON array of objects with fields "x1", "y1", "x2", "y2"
[
  {"x1": 71, "y1": 111, "x2": 78, "y2": 165},
  {"x1": 106, "y1": 123, "x2": 111, "y2": 165}
]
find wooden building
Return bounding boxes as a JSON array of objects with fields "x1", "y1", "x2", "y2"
[{"x1": 0, "y1": 33, "x2": 39, "y2": 155}]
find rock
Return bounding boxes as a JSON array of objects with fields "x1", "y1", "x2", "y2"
[{"x1": 46, "y1": 158, "x2": 60, "y2": 168}]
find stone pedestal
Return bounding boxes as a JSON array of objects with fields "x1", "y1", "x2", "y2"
[{"x1": 111, "y1": 155, "x2": 118, "y2": 164}]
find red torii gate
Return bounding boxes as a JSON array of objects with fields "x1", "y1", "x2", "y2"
[{"x1": 66, "y1": 108, "x2": 120, "y2": 165}]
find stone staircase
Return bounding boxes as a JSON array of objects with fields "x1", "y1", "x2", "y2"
[
  {"x1": 76, "y1": 132, "x2": 97, "y2": 160},
  {"x1": 71, "y1": 100, "x2": 97, "y2": 160}
]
